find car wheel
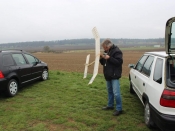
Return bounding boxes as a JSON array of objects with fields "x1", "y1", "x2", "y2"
[
  {"x1": 41, "y1": 69, "x2": 48, "y2": 80},
  {"x1": 144, "y1": 101, "x2": 154, "y2": 128},
  {"x1": 130, "y1": 81, "x2": 135, "y2": 94},
  {"x1": 6, "y1": 79, "x2": 18, "y2": 97}
]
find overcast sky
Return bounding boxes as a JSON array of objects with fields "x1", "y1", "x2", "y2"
[{"x1": 0, "y1": 0, "x2": 175, "y2": 44}]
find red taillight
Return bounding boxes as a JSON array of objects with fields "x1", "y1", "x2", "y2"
[
  {"x1": 0, "y1": 71, "x2": 4, "y2": 79},
  {"x1": 160, "y1": 89, "x2": 175, "y2": 108}
]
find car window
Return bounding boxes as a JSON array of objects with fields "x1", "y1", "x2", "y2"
[
  {"x1": 141, "y1": 56, "x2": 154, "y2": 76},
  {"x1": 12, "y1": 54, "x2": 27, "y2": 65},
  {"x1": 153, "y1": 58, "x2": 163, "y2": 84},
  {"x1": 170, "y1": 22, "x2": 175, "y2": 48},
  {"x1": 135, "y1": 55, "x2": 148, "y2": 71},
  {"x1": 24, "y1": 54, "x2": 38, "y2": 64},
  {"x1": 166, "y1": 58, "x2": 175, "y2": 87},
  {"x1": 3, "y1": 54, "x2": 14, "y2": 66}
]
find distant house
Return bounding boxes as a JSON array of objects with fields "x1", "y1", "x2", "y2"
[{"x1": 154, "y1": 45, "x2": 160, "y2": 48}]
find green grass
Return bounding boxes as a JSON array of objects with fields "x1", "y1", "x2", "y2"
[{"x1": 0, "y1": 71, "x2": 160, "y2": 131}]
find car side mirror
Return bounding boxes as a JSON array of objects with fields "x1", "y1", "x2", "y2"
[
  {"x1": 33, "y1": 61, "x2": 38, "y2": 66},
  {"x1": 128, "y1": 64, "x2": 135, "y2": 68}
]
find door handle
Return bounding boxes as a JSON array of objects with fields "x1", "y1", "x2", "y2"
[
  {"x1": 143, "y1": 83, "x2": 145, "y2": 86},
  {"x1": 135, "y1": 76, "x2": 136, "y2": 78}
]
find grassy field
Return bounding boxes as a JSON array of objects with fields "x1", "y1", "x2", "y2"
[{"x1": 0, "y1": 71, "x2": 160, "y2": 131}]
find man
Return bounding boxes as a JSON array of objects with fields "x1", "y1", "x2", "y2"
[{"x1": 99, "y1": 39, "x2": 123, "y2": 116}]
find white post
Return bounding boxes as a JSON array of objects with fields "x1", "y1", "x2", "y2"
[{"x1": 83, "y1": 54, "x2": 90, "y2": 78}]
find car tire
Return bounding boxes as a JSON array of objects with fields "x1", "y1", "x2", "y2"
[
  {"x1": 144, "y1": 101, "x2": 154, "y2": 128},
  {"x1": 6, "y1": 79, "x2": 18, "y2": 97},
  {"x1": 41, "y1": 69, "x2": 48, "y2": 81},
  {"x1": 129, "y1": 81, "x2": 135, "y2": 94}
]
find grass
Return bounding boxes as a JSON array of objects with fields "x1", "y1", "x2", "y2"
[{"x1": 0, "y1": 71, "x2": 160, "y2": 131}]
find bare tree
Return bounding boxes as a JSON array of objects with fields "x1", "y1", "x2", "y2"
[{"x1": 43, "y1": 46, "x2": 50, "y2": 52}]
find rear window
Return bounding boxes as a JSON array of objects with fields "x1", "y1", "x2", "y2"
[
  {"x1": 12, "y1": 54, "x2": 27, "y2": 65},
  {"x1": 170, "y1": 22, "x2": 175, "y2": 49},
  {"x1": 153, "y1": 58, "x2": 163, "y2": 84},
  {"x1": 3, "y1": 54, "x2": 14, "y2": 66}
]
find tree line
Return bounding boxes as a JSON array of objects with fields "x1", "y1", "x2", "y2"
[{"x1": 0, "y1": 38, "x2": 165, "y2": 52}]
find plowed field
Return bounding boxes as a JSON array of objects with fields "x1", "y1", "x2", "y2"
[{"x1": 33, "y1": 49, "x2": 162, "y2": 77}]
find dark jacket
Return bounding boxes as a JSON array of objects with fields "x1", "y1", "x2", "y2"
[{"x1": 100, "y1": 44, "x2": 123, "y2": 81}]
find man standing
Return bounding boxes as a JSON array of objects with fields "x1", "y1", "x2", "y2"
[{"x1": 100, "y1": 39, "x2": 123, "y2": 116}]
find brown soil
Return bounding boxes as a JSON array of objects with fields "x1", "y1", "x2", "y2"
[{"x1": 33, "y1": 50, "x2": 146, "y2": 77}]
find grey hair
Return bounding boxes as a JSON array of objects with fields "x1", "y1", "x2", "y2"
[{"x1": 101, "y1": 39, "x2": 113, "y2": 47}]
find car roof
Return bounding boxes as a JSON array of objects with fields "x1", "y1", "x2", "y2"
[
  {"x1": 145, "y1": 51, "x2": 175, "y2": 58},
  {"x1": 0, "y1": 49, "x2": 27, "y2": 53}
]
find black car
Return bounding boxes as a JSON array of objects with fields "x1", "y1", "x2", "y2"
[{"x1": 0, "y1": 49, "x2": 49, "y2": 97}]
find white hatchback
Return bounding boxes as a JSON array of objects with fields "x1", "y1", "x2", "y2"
[{"x1": 129, "y1": 17, "x2": 175, "y2": 131}]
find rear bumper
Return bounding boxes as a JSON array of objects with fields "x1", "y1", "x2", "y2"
[
  {"x1": 0, "y1": 78, "x2": 8, "y2": 90},
  {"x1": 150, "y1": 104, "x2": 175, "y2": 131}
]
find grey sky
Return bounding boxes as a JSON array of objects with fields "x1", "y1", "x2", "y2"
[{"x1": 0, "y1": 0, "x2": 175, "y2": 44}]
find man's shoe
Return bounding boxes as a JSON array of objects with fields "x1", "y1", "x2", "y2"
[
  {"x1": 113, "y1": 110, "x2": 122, "y2": 116},
  {"x1": 102, "y1": 106, "x2": 114, "y2": 110}
]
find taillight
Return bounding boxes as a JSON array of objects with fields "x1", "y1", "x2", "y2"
[
  {"x1": 160, "y1": 89, "x2": 175, "y2": 108},
  {"x1": 0, "y1": 71, "x2": 4, "y2": 79}
]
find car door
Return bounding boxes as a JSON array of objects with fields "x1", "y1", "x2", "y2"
[
  {"x1": 12, "y1": 53, "x2": 32, "y2": 84},
  {"x1": 24, "y1": 53, "x2": 43, "y2": 79},
  {"x1": 2, "y1": 54, "x2": 15, "y2": 77},
  {"x1": 138, "y1": 55, "x2": 154, "y2": 97},
  {"x1": 130, "y1": 55, "x2": 148, "y2": 99},
  {"x1": 146, "y1": 57, "x2": 164, "y2": 110}
]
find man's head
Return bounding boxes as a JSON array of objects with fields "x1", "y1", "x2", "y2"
[{"x1": 101, "y1": 39, "x2": 113, "y2": 51}]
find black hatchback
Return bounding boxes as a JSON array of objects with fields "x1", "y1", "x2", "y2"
[{"x1": 0, "y1": 49, "x2": 49, "y2": 97}]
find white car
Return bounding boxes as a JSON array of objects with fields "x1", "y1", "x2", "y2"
[{"x1": 129, "y1": 17, "x2": 175, "y2": 131}]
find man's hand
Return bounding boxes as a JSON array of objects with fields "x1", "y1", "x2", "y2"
[
  {"x1": 100, "y1": 53, "x2": 110, "y2": 59},
  {"x1": 100, "y1": 54, "x2": 104, "y2": 58},
  {"x1": 104, "y1": 55, "x2": 110, "y2": 59}
]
